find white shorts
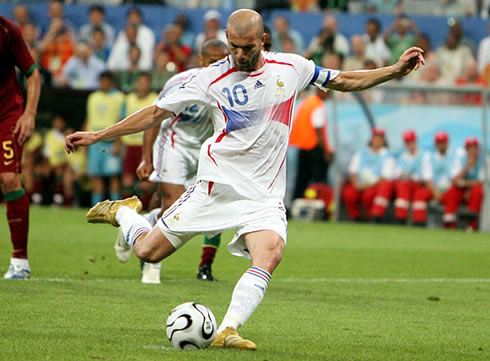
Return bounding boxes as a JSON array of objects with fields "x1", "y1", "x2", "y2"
[
  {"x1": 156, "y1": 180, "x2": 288, "y2": 259},
  {"x1": 149, "y1": 132, "x2": 200, "y2": 187}
]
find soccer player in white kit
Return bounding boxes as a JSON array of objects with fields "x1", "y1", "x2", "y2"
[
  {"x1": 130, "y1": 40, "x2": 230, "y2": 283},
  {"x1": 66, "y1": 10, "x2": 425, "y2": 350}
]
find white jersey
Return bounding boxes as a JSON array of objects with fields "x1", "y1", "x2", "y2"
[
  {"x1": 156, "y1": 52, "x2": 339, "y2": 200},
  {"x1": 155, "y1": 68, "x2": 214, "y2": 148}
]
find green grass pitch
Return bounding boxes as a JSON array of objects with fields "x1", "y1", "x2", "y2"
[{"x1": 1, "y1": 206, "x2": 489, "y2": 361}]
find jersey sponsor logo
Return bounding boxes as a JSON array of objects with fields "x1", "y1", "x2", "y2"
[
  {"x1": 254, "y1": 80, "x2": 265, "y2": 89},
  {"x1": 3, "y1": 159, "x2": 14, "y2": 166}
]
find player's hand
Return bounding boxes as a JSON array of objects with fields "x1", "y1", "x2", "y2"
[
  {"x1": 65, "y1": 131, "x2": 98, "y2": 153},
  {"x1": 395, "y1": 47, "x2": 426, "y2": 76},
  {"x1": 14, "y1": 111, "x2": 35, "y2": 144},
  {"x1": 136, "y1": 160, "x2": 153, "y2": 181}
]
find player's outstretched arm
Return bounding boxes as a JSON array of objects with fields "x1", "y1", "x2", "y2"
[
  {"x1": 327, "y1": 47, "x2": 425, "y2": 92},
  {"x1": 65, "y1": 105, "x2": 172, "y2": 153}
]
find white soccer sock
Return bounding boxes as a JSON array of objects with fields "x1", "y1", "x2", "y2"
[
  {"x1": 116, "y1": 206, "x2": 151, "y2": 248},
  {"x1": 218, "y1": 266, "x2": 271, "y2": 332},
  {"x1": 143, "y1": 208, "x2": 162, "y2": 227}
]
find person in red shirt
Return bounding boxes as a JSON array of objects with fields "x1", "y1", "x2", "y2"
[{"x1": 0, "y1": 16, "x2": 41, "y2": 279}]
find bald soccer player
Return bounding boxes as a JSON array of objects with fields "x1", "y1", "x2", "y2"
[{"x1": 66, "y1": 10, "x2": 425, "y2": 350}]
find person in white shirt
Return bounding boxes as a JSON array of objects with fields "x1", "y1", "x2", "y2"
[
  {"x1": 59, "y1": 41, "x2": 106, "y2": 90},
  {"x1": 477, "y1": 23, "x2": 490, "y2": 74},
  {"x1": 65, "y1": 9, "x2": 425, "y2": 351},
  {"x1": 108, "y1": 7, "x2": 155, "y2": 71},
  {"x1": 79, "y1": 5, "x2": 115, "y2": 48},
  {"x1": 342, "y1": 127, "x2": 396, "y2": 221},
  {"x1": 363, "y1": 18, "x2": 391, "y2": 67},
  {"x1": 194, "y1": 9, "x2": 227, "y2": 53}
]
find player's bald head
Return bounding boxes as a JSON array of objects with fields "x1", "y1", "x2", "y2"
[{"x1": 226, "y1": 9, "x2": 264, "y2": 39}]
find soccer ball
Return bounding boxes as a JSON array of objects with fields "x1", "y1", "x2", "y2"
[{"x1": 166, "y1": 302, "x2": 217, "y2": 350}]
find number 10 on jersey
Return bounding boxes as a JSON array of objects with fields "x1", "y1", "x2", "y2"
[{"x1": 221, "y1": 85, "x2": 248, "y2": 107}]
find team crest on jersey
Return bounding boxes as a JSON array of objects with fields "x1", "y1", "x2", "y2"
[{"x1": 275, "y1": 76, "x2": 286, "y2": 99}]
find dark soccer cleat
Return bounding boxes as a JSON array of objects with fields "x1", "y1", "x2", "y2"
[{"x1": 197, "y1": 264, "x2": 217, "y2": 281}]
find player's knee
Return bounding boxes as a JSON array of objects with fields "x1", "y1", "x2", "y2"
[{"x1": 0, "y1": 173, "x2": 21, "y2": 193}]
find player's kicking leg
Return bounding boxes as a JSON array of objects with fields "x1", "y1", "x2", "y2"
[
  {"x1": 211, "y1": 230, "x2": 284, "y2": 351},
  {"x1": 1, "y1": 172, "x2": 31, "y2": 279}
]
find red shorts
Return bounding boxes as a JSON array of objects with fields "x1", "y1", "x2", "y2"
[
  {"x1": 123, "y1": 145, "x2": 143, "y2": 176},
  {"x1": 0, "y1": 116, "x2": 23, "y2": 173}
]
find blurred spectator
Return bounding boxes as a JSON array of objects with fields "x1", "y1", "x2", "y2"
[
  {"x1": 393, "y1": 130, "x2": 423, "y2": 224},
  {"x1": 281, "y1": 36, "x2": 298, "y2": 54},
  {"x1": 173, "y1": 13, "x2": 195, "y2": 48},
  {"x1": 120, "y1": 73, "x2": 157, "y2": 199},
  {"x1": 363, "y1": 18, "x2": 391, "y2": 67},
  {"x1": 151, "y1": 50, "x2": 177, "y2": 91},
  {"x1": 439, "y1": 0, "x2": 476, "y2": 16},
  {"x1": 409, "y1": 62, "x2": 446, "y2": 104},
  {"x1": 304, "y1": 15, "x2": 349, "y2": 64},
  {"x1": 477, "y1": 23, "x2": 490, "y2": 73},
  {"x1": 412, "y1": 131, "x2": 454, "y2": 226},
  {"x1": 38, "y1": 22, "x2": 74, "y2": 77},
  {"x1": 119, "y1": 45, "x2": 142, "y2": 93},
  {"x1": 479, "y1": 0, "x2": 490, "y2": 18},
  {"x1": 342, "y1": 127, "x2": 396, "y2": 221},
  {"x1": 436, "y1": 32, "x2": 474, "y2": 84},
  {"x1": 12, "y1": 4, "x2": 30, "y2": 32},
  {"x1": 366, "y1": 0, "x2": 404, "y2": 14},
  {"x1": 79, "y1": 5, "x2": 116, "y2": 48},
  {"x1": 22, "y1": 23, "x2": 39, "y2": 50},
  {"x1": 384, "y1": 14, "x2": 419, "y2": 65},
  {"x1": 41, "y1": 0, "x2": 76, "y2": 39},
  {"x1": 85, "y1": 71, "x2": 125, "y2": 206},
  {"x1": 109, "y1": 7, "x2": 155, "y2": 71},
  {"x1": 290, "y1": 87, "x2": 333, "y2": 201},
  {"x1": 448, "y1": 18, "x2": 476, "y2": 56},
  {"x1": 343, "y1": 35, "x2": 373, "y2": 71},
  {"x1": 195, "y1": 10, "x2": 227, "y2": 53},
  {"x1": 446, "y1": 137, "x2": 484, "y2": 230},
  {"x1": 91, "y1": 27, "x2": 110, "y2": 63},
  {"x1": 454, "y1": 59, "x2": 485, "y2": 105},
  {"x1": 264, "y1": 24, "x2": 273, "y2": 52},
  {"x1": 156, "y1": 24, "x2": 192, "y2": 72},
  {"x1": 43, "y1": 114, "x2": 74, "y2": 206},
  {"x1": 59, "y1": 41, "x2": 105, "y2": 90},
  {"x1": 415, "y1": 33, "x2": 436, "y2": 63},
  {"x1": 272, "y1": 16, "x2": 304, "y2": 53}
]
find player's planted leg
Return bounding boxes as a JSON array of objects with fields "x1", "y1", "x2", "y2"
[
  {"x1": 197, "y1": 233, "x2": 221, "y2": 281},
  {"x1": 212, "y1": 230, "x2": 284, "y2": 351}
]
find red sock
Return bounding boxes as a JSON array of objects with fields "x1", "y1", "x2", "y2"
[
  {"x1": 199, "y1": 246, "x2": 217, "y2": 267},
  {"x1": 6, "y1": 190, "x2": 30, "y2": 259}
]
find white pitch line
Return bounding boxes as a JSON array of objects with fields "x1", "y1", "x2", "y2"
[{"x1": 24, "y1": 277, "x2": 490, "y2": 283}]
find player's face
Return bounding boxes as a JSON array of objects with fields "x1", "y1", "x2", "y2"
[
  {"x1": 201, "y1": 47, "x2": 229, "y2": 67},
  {"x1": 227, "y1": 28, "x2": 264, "y2": 72},
  {"x1": 466, "y1": 145, "x2": 479, "y2": 158},
  {"x1": 405, "y1": 140, "x2": 416, "y2": 153},
  {"x1": 436, "y1": 141, "x2": 448, "y2": 154},
  {"x1": 371, "y1": 135, "x2": 385, "y2": 150}
]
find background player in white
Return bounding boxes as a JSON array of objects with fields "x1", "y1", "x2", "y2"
[
  {"x1": 66, "y1": 9, "x2": 425, "y2": 351},
  {"x1": 117, "y1": 40, "x2": 230, "y2": 283}
]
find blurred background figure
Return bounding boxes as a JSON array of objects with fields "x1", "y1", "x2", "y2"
[
  {"x1": 272, "y1": 15, "x2": 304, "y2": 53},
  {"x1": 305, "y1": 15, "x2": 349, "y2": 63},
  {"x1": 342, "y1": 127, "x2": 395, "y2": 222},
  {"x1": 290, "y1": 86, "x2": 333, "y2": 201},
  {"x1": 79, "y1": 5, "x2": 115, "y2": 48},
  {"x1": 118, "y1": 45, "x2": 142, "y2": 93},
  {"x1": 393, "y1": 130, "x2": 423, "y2": 224},
  {"x1": 43, "y1": 114, "x2": 74, "y2": 207},
  {"x1": 195, "y1": 9, "x2": 227, "y2": 53},
  {"x1": 413, "y1": 132, "x2": 454, "y2": 227},
  {"x1": 436, "y1": 30, "x2": 475, "y2": 84},
  {"x1": 90, "y1": 27, "x2": 110, "y2": 63},
  {"x1": 384, "y1": 14, "x2": 419, "y2": 65},
  {"x1": 85, "y1": 71, "x2": 125, "y2": 206},
  {"x1": 12, "y1": 4, "x2": 31, "y2": 32},
  {"x1": 156, "y1": 24, "x2": 192, "y2": 73},
  {"x1": 363, "y1": 18, "x2": 391, "y2": 67},
  {"x1": 151, "y1": 50, "x2": 177, "y2": 91},
  {"x1": 445, "y1": 137, "x2": 484, "y2": 230},
  {"x1": 58, "y1": 41, "x2": 106, "y2": 90},
  {"x1": 109, "y1": 7, "x2": 155, "y2": 71},
  {"x1": 120, "y1": 72, "x2": 157, "y2": 208},
  {"x1": 343, "y1": 35, "x2": 370, "y2": 71}
]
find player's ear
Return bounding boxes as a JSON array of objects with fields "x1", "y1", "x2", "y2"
[{"x1": 260, "y1": 32, "x2": 265, "y2": 47}]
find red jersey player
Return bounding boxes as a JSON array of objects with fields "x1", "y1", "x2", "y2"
[{"x1": 0, "y1": 16, "x2": 41, "y2": 279}]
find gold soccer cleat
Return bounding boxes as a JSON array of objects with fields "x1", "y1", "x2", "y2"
[
  {"x1": 211, "y1": 327, "x2": 257, "y2": 351},
  {"x1": 86, "y1": 196, "x2": 142, "y2": 227}
]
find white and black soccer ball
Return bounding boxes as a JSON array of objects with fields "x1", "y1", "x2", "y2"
[{"x1": 166, "y1": 302, "x2": 217, "y2": 350}]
